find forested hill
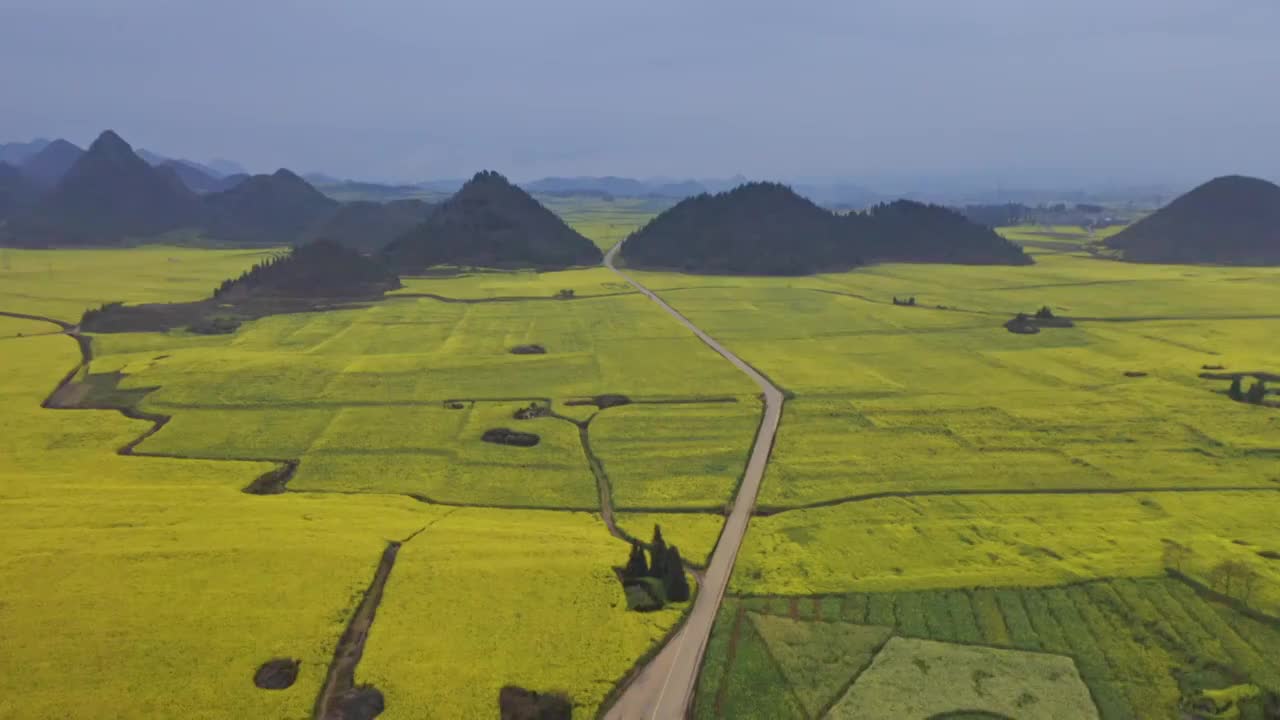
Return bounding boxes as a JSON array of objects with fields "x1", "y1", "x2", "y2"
[
  {"x1": 620, "y1": 182, "x2": 1030, "y2": 275},
  {"x1": 1104, "y1": 175, "x2": 1280, "y2": 265},
  {"x1": 214, "y1": 239, "x2": 401, "y2": 299},
  {"x1": 383, "y1": 171, "x2": 602, "y2": 271}
]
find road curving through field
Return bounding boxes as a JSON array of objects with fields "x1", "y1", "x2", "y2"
[{"x1": 602, "y1": 244, "x2": 785, "y2": 719}]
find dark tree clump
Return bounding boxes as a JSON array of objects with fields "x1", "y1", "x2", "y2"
[
  {"x1": 623, "y1": 543, "x2": 648, "y2": 580},
  {"x1": 1229, "y1": 377, "x2": 1245, "y2": 401},
  {"x1": 1245, "y1": 380, "x2": 1268, "y2": 405},
  {"x1": 648, "y1": 525, "x2": 667, "y2": 580},
  {"x1": 663, "y1": 546, "x2": 691, "y2": 602}
]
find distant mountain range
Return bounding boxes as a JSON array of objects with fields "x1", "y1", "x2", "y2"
[
  {"x1": 0, "y1": 130, "x2": 431, "y2": 250},
  {"x1": 1104, "y1": 175, "x2": 1280, "y2": 265}
]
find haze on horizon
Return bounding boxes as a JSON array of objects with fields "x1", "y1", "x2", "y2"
[{"x1": 1, "y1": 0, "x2": 1278, "y2": 186}]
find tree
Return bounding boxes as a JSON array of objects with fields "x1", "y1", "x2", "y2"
[
  {"x1": 623, "y1": 543, "x2": 647, "y2": 580},
  {"x1": 664, "y1": 546, "x2": 691, "y2": 602},
  {"x1": 1035, "y1": 306, "x2": 1055, "y2": 319},
  {"x1": 1229, "y1": 377, "x2": 1244, "y2": 401},
  {"x1": 1245, "y1": 380, "x2": 1267, "y2": 405},
  {"x1": 648, "y1": 525, "x2": 667, "y2": 579}
]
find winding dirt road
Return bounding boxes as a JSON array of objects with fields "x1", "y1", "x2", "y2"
[{"x1": 603, "y1": 243, "x2": 785, "y2": 719}]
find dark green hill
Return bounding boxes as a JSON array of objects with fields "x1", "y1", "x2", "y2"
[
  {"x1": 214, "y1": 239, "x2": 401, "y2": 299},
  {"x1": 308, "y1": 199, "x2": 435, "y2": 251},
  {"x1": 3, "y1": 130, "x2": 203, "y2": 245},
  {"x1": 620, "y1": 182, "x2": 851, "y2": 274},
  {"x1": 1104, "y1": 175, "x2": 1280, "y2": 264},
  {"x1": 0, "y1": 163, "x2": 39, "y2": 219},
  {"x1": 204, "y1": 169, "x2": 339, "y2": 245},
  {"x1": 20, "y1": 139, "x2": 84, "y2": 188},
  {"x1": 383, "y1": 171, "x2": 602, "y2": 271},
  {"x1": 857, "y1": 200, "x2": 1030, "y2": 265},
  {"x1": 620, "y1": 183, "x2": 1030, "y2": 275}
]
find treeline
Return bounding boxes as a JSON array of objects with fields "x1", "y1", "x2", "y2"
[
  {"x1": 213, "y1": 239, "x2": 401, "y2": 299},
  {"x1": 958, "y1": 202, "x2": 1125, "y2": 228},
  {"x1": 621, "y1": 182, "x2": 1030, "y2": 275}
]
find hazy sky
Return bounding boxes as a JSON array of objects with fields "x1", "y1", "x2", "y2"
[{"x1": 1, "y1": 0, "x2": 1277, "y2": 184}]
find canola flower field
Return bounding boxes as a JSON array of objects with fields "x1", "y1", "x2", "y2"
[{"x1": 3, "y1": 211, "x2": 1280, "y2": 719}]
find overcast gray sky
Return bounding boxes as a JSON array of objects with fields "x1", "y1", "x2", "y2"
[{"x1": 1, "y1": 0, "x2": 1277, "y2": 184}]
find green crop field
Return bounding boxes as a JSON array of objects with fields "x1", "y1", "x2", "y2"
[
  {"x1": 536, "y1": 195, "x2": 668, "y2": 251},
  {"x1": 697, "y1": 576, "x2": 1280, "y2": 719}
]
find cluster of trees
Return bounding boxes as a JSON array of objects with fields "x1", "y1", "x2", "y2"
[
  {"x1": 620, "y1": 525, "x2": 690, "y2": 611},
  {"x1": 891, "y1": 296, "x2": 916, "y2": 306},
  {"x1": 382, "y1": 171, "x2": 603, "y2": 272},
  {"x1": 959, "y1": 202, "x2": 1123, "y2": 228},
  {"x1": 1228, "y1": 377, "x2": 1270, "y2": 405},
  {"x1": 621, "y1": 183, "x2": 1030, "y2": 275},
  {"x1": 212, "y1": 239, "x2": 401, "y2": 299}
]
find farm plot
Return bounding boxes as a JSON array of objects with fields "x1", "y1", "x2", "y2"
[
  {"x1": 0, "y1": 248, "x2": 741, "y2": 719},
  {"x1": 731, "y1": 492, "x2": 1280, "y2": 616},
  {"x1": 702, "y1": 577, "x2": 1280, "y2": 720}
]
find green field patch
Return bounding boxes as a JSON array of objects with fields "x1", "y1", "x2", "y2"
[
  {"x1": 828, "y1": 637, "x2": 1098, "y2": 719},
  {"x1": 591, "y1": 400, "x2": 760, "y2": 508},
  {"x1": 747, "y1": 612, "x2": 892, "y2": 717}
]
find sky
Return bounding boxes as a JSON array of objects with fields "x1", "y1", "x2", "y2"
[{"x1": 1, "y1": 0, "x2": 1278, "y2": 185}]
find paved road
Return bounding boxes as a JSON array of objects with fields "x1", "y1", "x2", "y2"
[{"x1": 603, "y1": 243, "x2": 785, "y2": 719}]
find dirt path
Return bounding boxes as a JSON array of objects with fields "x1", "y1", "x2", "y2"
[{"x1": 602, "y1": 244, "x2": 785, "y2": 719}]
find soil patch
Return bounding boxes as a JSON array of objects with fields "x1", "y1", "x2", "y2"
[
  {"x1": 510, "y1": 344, "x2": 547, "y2": 355},
  {"x1": 498, "y1": 686, "x2": 573, "y2": 720},
  {"x1": 313, "y1": 541, "x2": 403, "y2": 720},
  {"x1": 1123, "y1": 371, "x2": 1149, "y2": 378},
  {"x1": 482, "y1": 428, "x2": 540, "y2": 447},
  {"x1": 253, "y1": 658, "x2": 300, "y2": 690}
]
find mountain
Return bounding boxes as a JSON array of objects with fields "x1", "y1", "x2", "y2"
[
  {"x1": 524, "y1": 176, "x2": 650, "y2": 197},
  {"x1": 20, "y1": 139, "x2": 85, "y2": 188},
  {"x1": 621, "y1": 183, "x2": 851, "y2": 274},
  {"x1": 0, "y1": 163, "x2": 40, "y2": 219},
  {"x1": 621, "y1": 182, "x2": 1030, "y2": 275},
  {"x1": 0, "y1": 139, "x2": 51, "y2": 166},
  {"x1": 3, "y1": 130, "x2": 202, "y2": 245},
  {"x1": 384, "y1": 171, "x2": 602, "y2": 270},
  {"x1": 308, "y1": 199, "x2": 436, "y2": 251},
  {"x1": 1104, "y1": 175, "x2": 1280, "y2": 264},
  {"x1": 159, "y1": 160, "x2": 245, "y2": 194},
  {"x1": 138, "y1": 148, "x2": 233, "y2": 181},
  {"x1": 207, "y1": 158, "x2": 248, "y2": 176},
  {"x1": 204, "y1": 169, "x2": 339, "y2": 245}
]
